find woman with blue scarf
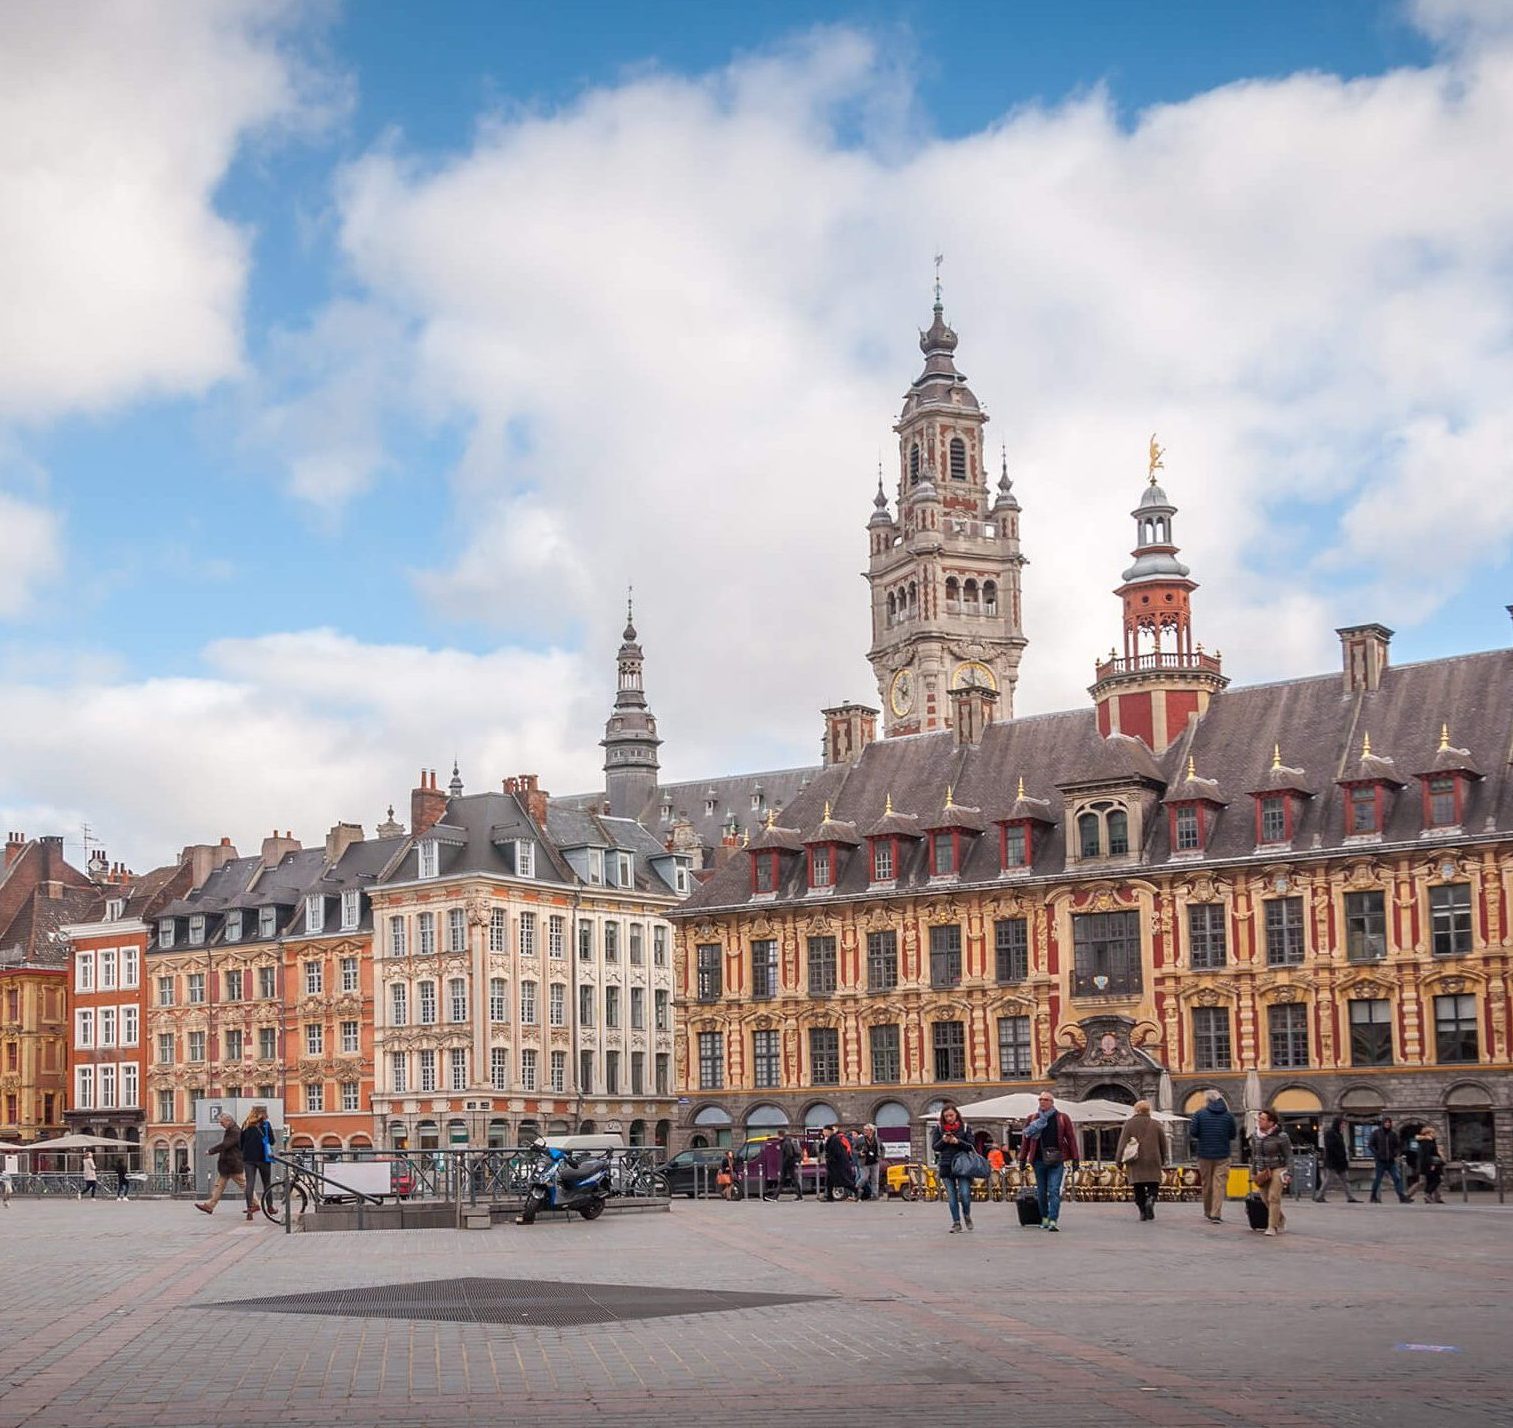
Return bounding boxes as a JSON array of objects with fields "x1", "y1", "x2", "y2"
[
  {"x1": 1018, "y1": 1091, "x2": 1079, "y2": 1232},
  {"x1": 240, "y1": 1106, "x2": 276, "y2": 1221}
]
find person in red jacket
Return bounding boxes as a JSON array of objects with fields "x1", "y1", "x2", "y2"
[{"x1": 1018, "y1": 1090, "x2": 1079, "y2": 1231}]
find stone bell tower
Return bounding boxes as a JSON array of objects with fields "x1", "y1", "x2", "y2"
[{"x1": 865, "y1": 282, "x2": 1027, "y2": 736}]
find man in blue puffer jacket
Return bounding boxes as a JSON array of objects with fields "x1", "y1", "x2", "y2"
[{"x1": 1189, "y1": 1089, "x2": 1237, "y2": 1224}]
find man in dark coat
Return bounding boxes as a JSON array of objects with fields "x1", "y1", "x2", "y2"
[
  {"x1": 1369, "y1": 1117, "x2": 1411, "y2": 1203},
  {"x1": 1189, "y1": 1089, "x2": 1238, "y2": 1223},
  {"x1": 1314, "y1": 1116, "x2": 1360, "y2": 1202},
  {"x1": 194, "y1": 1114, "x2": 245, "y2": 1217},
  {"x1": 823, "y1": 1125, "x2": 856, "y2": 1202},
  {"x1": 778, "y1": 1133, "x2": 805, "y2": 1200}
]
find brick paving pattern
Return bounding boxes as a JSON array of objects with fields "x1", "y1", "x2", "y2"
[{"x1": 0, "y1": 1193, "x2": 1509, "y2": 1426}]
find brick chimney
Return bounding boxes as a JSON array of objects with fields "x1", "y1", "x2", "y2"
[
  {"x1": 181, "y1": 836, "x2": 239, "y2": 890},
  {"x1": 1337, "y1": 623, "x2": 1392, "y2": 693},
  {"x1": 4, "y1": 832, "x2": 25, "y2": 869},
  {"x1": 324, "y1": 821, "x2": 364, "y2": 864},
  {"x1": 411, "y1": 769, "x2": 447, "y2": 837},
  {"x1": 821, "y1": 703, "x2": 879, "y2": 766},
  {"x1": 503, "y1": 773, "x2": 549, "y2": 826},
  {"x1": 258, "y1": 829, "x2": 302, "y2": 869},
  {"x1": 949, "y1": 684, "x2": 999, "y2": 747}
]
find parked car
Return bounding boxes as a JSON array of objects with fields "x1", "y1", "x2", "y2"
[{"x1": 660, "y1": 1147, "x2": 730, "y2": 1197}]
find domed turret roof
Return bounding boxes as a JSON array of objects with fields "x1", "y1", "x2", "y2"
[{"x1": 899, "y1": 299, "x2": 980, "y2": 419}]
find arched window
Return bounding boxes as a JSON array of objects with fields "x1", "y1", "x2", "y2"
[
  {"x1": 746, "y1": 1103, "x2": 788, "y2": 1129},
  {"x1": 963, "y1": 578, "x2": 979, "y2": 611},
  {"x1": 909, "y1": 443, "x2": 921, "y2": 485},
  {"x1": 886, "y1": 592, "x2": 896, "y2": 625},
  {"x1": 628, "y1": 1119, "x2": 646, "y2": 1146},
  {"x1": 1107, "y1": 809, "x2": 1130, "y2": 855},
  {"x1": 949, "y1": 437, "x2": 966, "y2": 480},
  {"x1": 983, "y1": 580, "x2": 998, "y2": 616},
  {"x1": 907, "y1": 581, "x2": 917, "y2": 613},
  {"x1": 803, "y1": 1101, "x2": 840, "y2": 1128},
  {"x1": 944, "y1": 576, "x2": 960, "y2": 610},
  {"x1": 1078, "y1": 811, "x2": 1101, "y2": 859}
]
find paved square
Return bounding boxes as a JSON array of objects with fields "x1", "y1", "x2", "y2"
[{"x1": 0, "y1": 1192, "x2": 1509, "y2": 1427}]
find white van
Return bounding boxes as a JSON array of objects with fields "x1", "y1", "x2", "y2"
[{"x1": 544, "y1": 1133, "x2": 626, "y2": 1155}]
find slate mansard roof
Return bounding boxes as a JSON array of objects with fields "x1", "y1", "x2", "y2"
[{"x1": 678, "y1": 648, "x2": 1513, "y2": 915}]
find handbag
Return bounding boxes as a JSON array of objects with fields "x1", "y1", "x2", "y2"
[
  {"x1": 1039, "y1": 1147, "x2": 1065, "y2": 1167},
  {"x1": 1253, "y1": 1168, "x2": 1273, "y2": 1188},
  {"x1": 716, "y1": 1171, "x2": 732, "y2": 1187},
  {"x1": 952, "y1": 1149, "x2": 991, "y2": 1180},
  {"x1": 1120, "y1": 1138, "x2": 1140, "y2": 1165}
]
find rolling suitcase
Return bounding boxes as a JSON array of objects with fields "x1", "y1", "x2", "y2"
[
  {"x1": 1244, "y1": 1191, "x2": 1269, "y2": 1231},
  {"x1": 1017, "y1": 1189, "x2": 1042, "y2": 1227}
]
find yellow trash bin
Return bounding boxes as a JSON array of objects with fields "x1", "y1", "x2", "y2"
[{"x1": 1227, "y1": 1166, "x2": 1252, "y2": 1199}]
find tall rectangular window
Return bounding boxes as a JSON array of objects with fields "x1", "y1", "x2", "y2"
[
  {"x1": 419, "y1": 1049, "x2": 437, "y2": 1092},
  {"x1": 520, "y1": 1048, "x2": 537, "y2": 1092},
  {"x1": 807, "y1": 936, "x2": 837, "y2": 995},
  {"x1": 1434, "y1": 994, "x2": 1479, "y2": 1064},
  {"x1": 156, "y1": 1032, "x2": 174, "y2": 1065},
  {"x1": 1349, "y1": 785, "x2": 1379, "y2": 835},
  {"x1": 550, "y1": 915, "x2": 566, "y2": 958},
  {"x1": 605, "y1": 985, "x2": 620, "y2": 1029},
  {"x1": 1268, "y1": 1003, "x2": 1309, "y2": 1068},
  {"x1": 579, "y1": 1049, "x2": 594, "y2": 1092},
  {"x1": 549, "y1": 983, "x2": 565, "y2": 1027},
  {"x1": 930, "y1": 832, "x2": 956, "y2": 877},
  {"x1": 1192, "y1": 1006, "x2": 1232, "y2": 1070},
  {"x1": 997, "y1": 1015, "x2": 1032, "y2": 1077},
  {"x1": 1174, "y1": 805, "x2": 1200, "y2": 851},
  {"x1": 751, "y1": 939, "x2": 778, "y2": 999},
  {"x1": 489, "y1": 907, "x2": 507, "y2": 953},
  {"x1": 696, "y1": 944, "x2": 722, "y2": 1001},
  {"x1": 305, "y1": 1024, "x2": 324, "y2": 1056},
  {"x1": 304, "y1": 960, "x2": 323, "y2": 995},
  {"x1": 489, "y1": 977, "x2": 509, "y2": 1022},
  {"x1": 156, "y1": 1089, "x2": 175, "y2": 1123},
  {"x1": 259, "y1": 966, "x2": 277, "y2": 1000},
  {"x1": 1188, "y1": 904, "x2": 1228, "y2": 969},
  {"x1": 304, "y1": 1083, "x2": 324, "y2": 1113},
  {"x1": 1349, "y1": 998, "x2": 1393, "y2": 1066},
  {"x1": 450, "y1": 1047, "x2": 468, "y2": 1091},
  {"x1": 932, "y1": 1020, "x2": 966, "y2": 1081},
  {"x1": 994, "y1": 918, "x2": 1028, "y2": 983},
  {"x1": 549, "y1": 1049, "x2": 566, "y2": 1093},
  {"x1": 448, "y1": 978, "x2": 468, "y2": 1022},
  {"x1": 418, "y1": 980, "x2": 437, "y2": 1024},
  {"x1": 1264, "y1": 897, "x2": 1306, "y2": 966},
  {"x1": 1259, "y1": 795, "x2": 1287, "y2": 842},
  {"x1": 340, "y1": 1020, "x2": 359, "y2": 1053},
  {"x1": 1429, "y1": 883, "x2": 1472, "y2": 956},
  {"x1": 121, "y1": 1063, "x2": 139, "y2": 1108},
  {"x1": 653, "y1": 926, "x2": 668, "y2": 966},
  {"x1": 417, "y1": 840, "x2": 439, "y2": 878},
  {"x1": 656, "y1": 1053, "x2": 670, "y2": 1095},
  {"x1": 258, "y1": 1027, "x2": 276, "y2": 1058},
  {"x1": 654, "y1": 990, "x2": 669, "y2": 1032},
  {"x1": 340, "y1": 956, "x2": 358, "y2": 993},
  {"x1": 390, "y1": 983, "x2": 408, "y2": 1026},
  {"x1": 630, "y1": 986, "x2": 644, "y2": 1030},
  {"x1": 519, "y1": 911, "x2": 537, "y2": 955},
  {"x1": 76, "y1": 952, "x2": 95, "y2": 992},
  {"x1": 520, "y1": 980, "x2": 537, "y2": 1024},
  {"x1": 870, "y1": 1023, "x2": 901, "y2": 1083},
  {"x1": 753, "y1": 1029, "x2": 781, "y2": 1088},
  {"x1": 698, "y1": 1031, "x2": 724, "y2": 1090},
  {"x1": 1071, "y1": 911, "x2": 1142, "y2": 996},
  {"x1": 605, "y1": 1050, "x2": 620, "y2": 1095},
  {"x1": 808, "y1": 1027, "x2": 840, "y2": 1085},
  {"x1": 578, "y1": 984, "x2": 594, "y2": 1027},
  {"x1": 389, "y1": 916, "x2": 407, "y2": 957},
  {"x1": 867, "y1": 931, "x2": 898, "y2": 992},
  {"x1": 447, "y1": 907, "x2": 466, "y2": 953},
  {"x1": 1344, "y1": 891, "x2": 1386, "y2": 961},
  {"x1": 871, "y1": 840, "x2": 894, "y2": 881},
  {"x1": 417, "y1": 912, "x2": 435, "y2": 956},
  {"x1": 341, "y1": 1082, "x2": 359, "y2": 1112},
  {"x1": 75, "y1": 1066, "x2": 94, "y2": 1109},
  {"x1": 631, "y1": 1051, "x2": 645, "y2": 1095},
  {"x1": 929, "y1": 924, "x2": 962, "y2": 989},
  {"x1": 490, "y1": 1047, "x2": 508, "y2": 1090},
  {"x1": 187, "y1": 973, "x2": 205, "y2": 1004},
  {"x1": 305, "y1": 895, "x2": 324, "y2": 934},
  {"x1": 602, "y1": 921, "x2": 619, "y2": 962},
  {"x1": 809, "y1": 845, "x2": 832, "y2": 888},
  {"x1": 76, "y1": 1009, "x2": 94, "y2": 1047},
  {"x1": 187, "y1": 1031, "x2": 206, "y2": 1063},
  {"x1": 156, "y1": 975, "x2": 175, "y2": 1007},
  {"x1": 259, "y1": 907, "x2": 276, "y2": 939},
  {"x1": 1002, "y1": 823, "x2": 1028, "y2": 869},
  {"x1": 225, "y1": 911, "x2": 242, "y2": 941},
  {"x1": 578, "y1": 922, "x2": 594, "y2": 960},
  {"x1": 390, "y1": 1051, "x2": 408, "y2": 1093},
  {"x1": 1427, "y1": 776, "x2": 1457, "y2": 828},
  {"x1": 341, "y1": 889, "x2": 360, "y2": 930}
]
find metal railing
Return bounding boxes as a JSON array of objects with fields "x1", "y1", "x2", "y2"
[{"x1": 0, "y1": 1170, "x2": 195, "y2": 1197}]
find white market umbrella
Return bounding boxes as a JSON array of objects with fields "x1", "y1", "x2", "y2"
[
  {"x1": 4, "y1": 1134, "x2": 138, "y2": 1155},
  {"x1": 935, "y1": 1094, "x2": 1137, "y2": 1125}
]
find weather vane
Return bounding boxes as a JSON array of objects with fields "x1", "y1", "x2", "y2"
[
  {"x1": 1148, "y1": 433, "x2": 1165, "y2": 485},
  {"x1": 933, "y1": 251, "x2": 944, "y2": 305}
]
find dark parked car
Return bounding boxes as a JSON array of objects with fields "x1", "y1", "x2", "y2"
[{"x1": 660, "y1": 1147, "x2": 731, "y2": 1197}]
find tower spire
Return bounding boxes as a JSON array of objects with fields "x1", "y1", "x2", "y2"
[{"x1": 601, "y1": 604, "x2": 662, "y2": 819}]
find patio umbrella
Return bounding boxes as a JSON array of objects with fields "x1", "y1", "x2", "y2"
[{"x1": 4, "y1": 1133, "x2": 140, "y2": 1154}]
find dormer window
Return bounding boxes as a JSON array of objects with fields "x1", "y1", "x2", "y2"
[
  {"x1": 1349, "y1": 784, "x2": 1380, "y2": 835},
  {"x1": 417, "y1": 840, "x2": 439, "y2": 879},
  {"x1": 1173, "y1": 805, "x2": 1200, "y2": 851},
  {"x1": 1426, "y1": 777, "x2": 1457, "y2": 828},
  {"x1": 705, "y1": 798, "x2": 716, "y2": 816},
  {"x1": 340, "y1": 889, "x2": 360, "y2": 930},
  {"x1": 871, "y1": 839, "x2": 895, "y2": 882},
  {"x1": 188, "y1": 914, "x2": 205, "y2": 945},
  {"x1": 615, "y1": 852, "x2": 632, "y2": 886},
  {"x1": 1258, "y1": 795, "x2": 1288, "y2": 843},
  {"x1": 588, "y1": 849, "x2": 603, "y2": 883},
  {"x1": 930, "y1": 831, "x2": 958, "y2": 877},
  {"x1": 158, "y1": 919, "x2": 175, "y2": 949},
  {"x1": 751, "y1": 852, "x2": 779, "y2": 895},
  {"x1": 1075, "y1": 802, "x2": 1132, "y2": 860},
  {"x1": 105, "y1": 898, "x2": 124, "y2": 922},
  {"x1": 808, "y1": 844, "x2": 833, "y2": 889},
  {"x1": 305, "y1": 894, "x2": 324, "y2": 933},
  {"x1": 674, "y1": 863, "x2": 690, "y2": 895},
  {"x1": 1000, "y1": 823, "x2": 1030, "y2": 870},
  {"x1": 226, "y1": 910, "x2": 242, "y2": 941},
  {"x1": 259, "y1": 906, "x2": 276, "y2": 939}
]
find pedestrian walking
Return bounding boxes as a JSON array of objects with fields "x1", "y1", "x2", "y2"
[
  {"x1": 241, "y1": 1105, "x2": 276, "y2": 1220},
  {"x1": 80, "y1": 1151, "x2": 99, "y2": 1200},
  {"x1": 1189, "y1": 1088, "x2": 1238, "y2": 1223},
  {"x1": 823, "y1": 1125, "x2": 857, "y2": 1202},
  {"x1": 986, "y1": 1141, "x2": 1006, "y2": 1200},
  {"x1": 114, "y1": 1156, "x2": 130, "y2": 1201},
  {"x1": 194, "y1": 1113, "x2": 246, "y2": 1216},
  {"x1": 1416, "y1": 1126, "x2": 1445, "y2": 1204},
  {"x1": 778, "y1": 1132, "x2": 805, "y2": 1200},
  {"x1": 1, "y1": 1152, "x2": 15, "y2": 1207},
  {"x1": 1251, "y1": 1109, "x2": 1294, "y2": 1236},
  {"x1": 1313, "y1": 1116, "x2": 1360, "y2": 1203},
  {"x1": 1368, "y1": 1117, "x2": 1412, "y2": 1203},
  {"x1": 717, "y1": 1148, "x2": 737, "y2": 1201},
  {"x1": 932, "y1": 1104, "x2": 976, "y2": 1233},
  {"x1": 855, "y1": 1124, "x2": 883, "y2": 1202},
  {"x1": 1113, "y1": 1099, "x2": 1169, "y2": 1222},
  {"x1": 1018, "y1": 1090, "x2": 1079, "y2": 1232}
]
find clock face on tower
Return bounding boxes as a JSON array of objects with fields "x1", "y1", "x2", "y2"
[
  {"x1": 889, "y1": 668, "x2": 914, "y2": 716},
  {"x1": 951, "y1": 660, "x2": 998, "y2": 691}
]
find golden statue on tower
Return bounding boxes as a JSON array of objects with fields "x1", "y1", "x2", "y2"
[{"x1": 1148, "y1": 432, "x2": 1165, "y2": 484}]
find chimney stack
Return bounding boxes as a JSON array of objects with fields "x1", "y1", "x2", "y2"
[
  {"x1": 1337, "y1": 623, "x2": 1393, "y2": 694},
  {"x1": 324, "y1": 821, "x2": 364, "y2": 865},
  {"x1": 410, "y1": 768, "x2": 447, "y2": 837},
  {"x1": 503, "y1": 773, "x2": 550, "y2": 826},
  {"x1": 4, "y1": 832, "x2": 25, "y2": 869},
  {"x1": 258, "y1": 829, "x2": 302, "y2": 869},
  {"x1": 821, "y1": 703, "x2": 879, "y2": 767},
  {"x1": 949, "y1": 684, "x2": 999, "y2": 747}
]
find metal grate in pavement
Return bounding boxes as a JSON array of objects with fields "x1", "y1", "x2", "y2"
[{"x1": 199, "y1": 1275, "x2": 830, "y2": 1328}]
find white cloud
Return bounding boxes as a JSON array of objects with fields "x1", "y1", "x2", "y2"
[
  {"x1": 281, "y1": 18, "x2": 1513, "y2": 784},
  {"x1": 0, "y1": 1, "x2": 335, "y2": 420},
  {"x1": 0, "y1": 490, "x2": 62, "y2": 617},
  {"x1": 0, "y1": 629, "x2": 589, "y2": 872}
]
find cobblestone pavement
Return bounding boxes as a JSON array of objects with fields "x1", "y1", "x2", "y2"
[{"x1": 1, "y1": 1192, "x2": 1510, "y2": 1427}]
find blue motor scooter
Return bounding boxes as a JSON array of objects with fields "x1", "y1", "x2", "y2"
[{"x1": 515, "y1": 1140, "x2": 610, "y2": 1225}]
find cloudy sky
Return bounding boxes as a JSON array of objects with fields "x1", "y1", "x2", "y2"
[{"x1": 2, "y1": 0, "x2": 1511, "y2": 872}]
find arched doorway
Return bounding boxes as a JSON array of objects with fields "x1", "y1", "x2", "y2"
[
  {"x1": 388, "y1": 1121, "x2": 408, "y2": 1151},
  {"x1": 487, "y1": 1119, "x2": 510, "y2": 1149},
  {"x1": 416, "y1": 1120, "x2": 439, "y2": 1150},
  {"x1": 578, "y1": 1119, "x2": 597, "y2": 1135},
  {"x1": 654, "y1": 1119, "x2": 671, "y2": 1149},
  {"x1": 628, "y1": 1119, "x2": 646, "y2": 1146}
]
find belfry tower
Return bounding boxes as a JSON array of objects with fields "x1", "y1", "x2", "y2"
[
  {"x1": 601, "y1": 597, "x2": 662, "y2": 818},
  {"x1": 865, "y1": 285, "x2": 1027, "y2": 736},
  {"x1": 1090, "y1": 440, "x2": 1227, "y2": 750}
]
